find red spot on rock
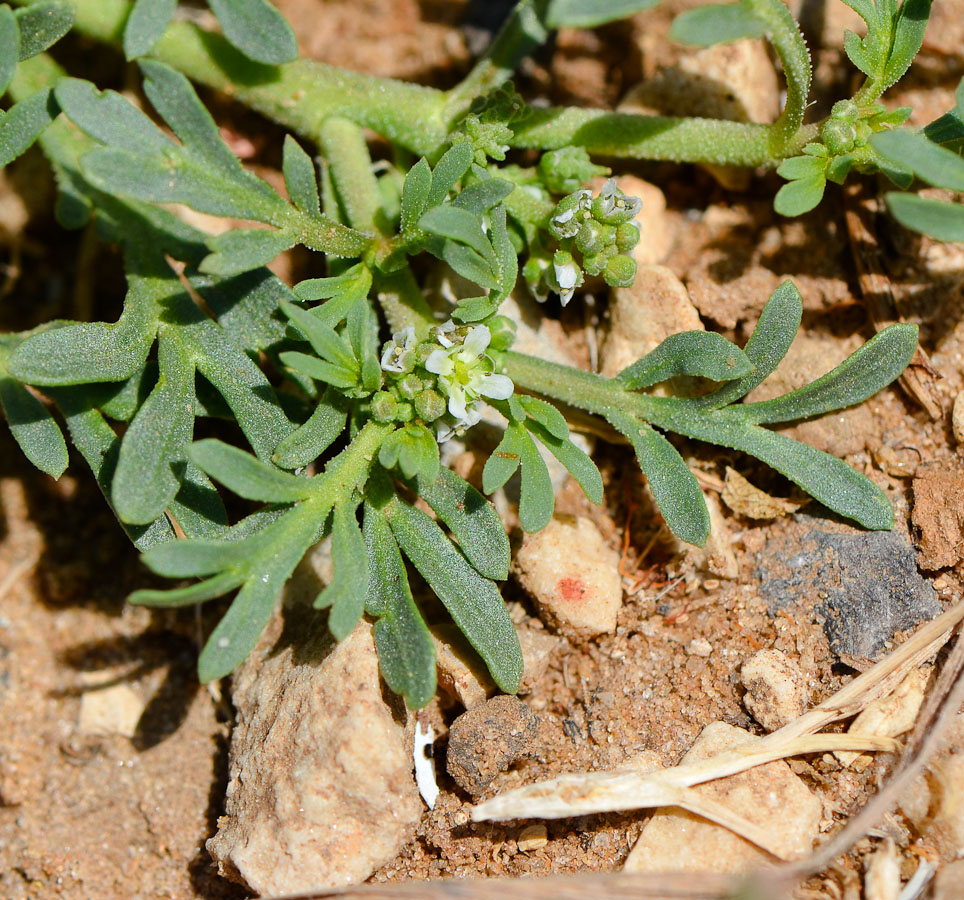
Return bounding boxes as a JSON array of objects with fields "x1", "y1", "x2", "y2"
[{"x1": 558, "y1": 577, "x2": 587, "y2": 602}]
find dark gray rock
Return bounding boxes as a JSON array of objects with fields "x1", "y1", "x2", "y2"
[{"x1": 757, "y1": 525, "x2": 941, "y2": 659}]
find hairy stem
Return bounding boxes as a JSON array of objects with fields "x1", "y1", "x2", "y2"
[
  {"x1": 373, "y1": 268, "x2": 436, "y2": 339},
  {"x1": 318, "y1": 117, "x2": 383, "y2": 234}
]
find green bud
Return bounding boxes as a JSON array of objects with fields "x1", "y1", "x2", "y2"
[
  {"x1": 538, "y1": 147, "x2": 609, "y2": 195},
  {"x1": 615, "y1": 222, "x2": 641, "y2": 254},
  {"x1": 487, "y1": 315, "x2": 517, "y2": 352},
  {"x1": 371, "y1": 391, "x2": 399, "y2": 422},
  {"x1": 582, "y1": 244, "x2": 616, "y2": 277},
  {"x1": 395, "y1": 401, "x2": 414, "y2": 423},
  {"x1": 830, "y1": 99, "x2": 859, "y2": 123},
  {"x1": 574, "y1": 219, "x2": 613, "y2": 256},
  {"x1": 397, "y1": 373, "x2": 422, "y2": 400},
  {"x1": 604, "y1": 253, "x2": 637, "y2": 288},
  {"x1": 415, "y1": 342, "x2": 437, "y2": 366},
  {"x1": 821, "y1": 119, "x2": 857, "y2": 156},
  {"x1": 415, "y1": 389, "x2": 446, "y2": 422}
]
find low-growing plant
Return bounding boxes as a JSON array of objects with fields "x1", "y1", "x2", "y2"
[{"x1": 0, "y1": 0, "x2": 946, "y2": 707}]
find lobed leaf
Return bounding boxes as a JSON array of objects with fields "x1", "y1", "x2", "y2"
[
  {"x1": 416, "y1": 467, "x2": 510, "y2": 581},
  {"x1": 526, "y1": 419, "x2": 604, "y2": 506},
  {"x1": 315, "y1": 502, "x2": 369, "y2": 639},
  {"x1": 617, "y1": 331, "x2": 753, "y2": 391},
  {"x1": 364, "y1": 500, "x2": 437, "y2": 708},
  {"x1": 387, "y1": 499, "x2": 523, "y2": 694},
  {"x1": 189, "y1": 438, "x2": 315, "y2": 502},
  {"x1": 0, "y1": 376, "x2": 68, "y2": 478},
  {"x1": 273, "y1": 389, "x2": 348, "y2": 469},
  {"x1": 610, "y1": 413, "x2": 710, "y2": 547}
]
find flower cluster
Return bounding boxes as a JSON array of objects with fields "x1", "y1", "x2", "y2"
[
  {"x1": 375, "y1": 319, "x2": 514, "y2": 442},
  {"x1": 523, "y1": 179, "x2": 642, "y2": 306}
]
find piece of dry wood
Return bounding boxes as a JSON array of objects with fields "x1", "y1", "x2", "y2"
[{"x1": 843, "y1": 183, "x2": 943, "y2": 420}]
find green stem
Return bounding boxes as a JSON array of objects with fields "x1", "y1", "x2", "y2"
[
  {"x1": 313, "y1": 419, "x2": 393, "y2": 505},
  {"x1": 21, "y1": 0, "x2": 449, "y2": 156},
  {"x1": 442, "y1": 0, "x2": 550, "y2": 124},
  {"x1": 318, "y1": 117, "x2": 383, "y2": 234},
  {"x1": 373, "y1": 268, "x2": 436, "y2": 339}
]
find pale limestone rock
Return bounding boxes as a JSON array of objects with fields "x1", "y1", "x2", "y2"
[
  {"x1": 206, "y1": 578, "x2": 421, "y2": 895},
  {"x1": 953, "y1": 392, "x2": 964, "y2": 446},
  {"x1": 686, "y1": 492, "x2": 739, "y2": 578},
  {"x1": 624, "y1": 721, "x2": 822, "y2": 873},
  {"x1": 864, "y1": 838, "x2": 900, "y2": 900},
  {"x1": 432, "y1": 623, "x2": 493, "y2": 709},
  {"x1": 601, "y1": 265, "x2": 703, "y2": 380},
  {"x1": 77, "y1": 683, "x2": 144, "y2": 738},
  {"x1": 740, "y1": 649, "x2": 807, "y2": 733},
  {"x1": 517, "y1": 823, "x2": 548, "y2": 851},
  {"x1": 517, "y1": 622, "x2": 560, "y2": 695},
  {"x1": 933, "y1": 859, "x2": 964, "y2": 899},
  {"x1": 514, "y1": 515, "x2": 622, "y2": 640}
]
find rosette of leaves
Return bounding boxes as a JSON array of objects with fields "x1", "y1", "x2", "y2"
[{"x1": 869, "y1": 77, "x2": 964, "y2": 242}]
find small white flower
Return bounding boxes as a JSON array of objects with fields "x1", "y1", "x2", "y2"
[
  {"x1": 380, "y1": 326, "x2": 416, "y2": 373},
  {"x1": 553, "y1": 258, "x2": 580, "y2": 307}
]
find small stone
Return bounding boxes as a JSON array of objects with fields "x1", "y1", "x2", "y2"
[
  {"x1": 517, "y1": 823, "x2": 548, "y2": 851},
  {"x1": 514, "y1": 515, "x2": 622, "y2": 640},
  {"x1": 77, "y1": 683, "x2": 144, "y2": 738},
  {"x1": 601, "y1": 265, "x2": 703, "y2": 381},
  {"x1": 624, "y1": 722, "x2": 822, "y2": 873},
  {"x1": 741, "y1": 649, "x2": 807, "y2": 733},
  {"x1": 874, "y1": 444, "x2": 920, "y2": 479},
  {"x1": 686, "y1": 638, "x2": 713, "y2": 658},
  {"x1": 206, "y1": 565, "x2": 421, "y2": 895},
  {"x1": 721, "y1": 467, "x2": 806, "y2": 520},
  {"x1": 953, "y1": 393, "x2": 964, "y2": 447},
  {"x1": 446, "y1": 695, "x2": 540, "y2": 796},
  {"x1": 912, "y1": 457, "x2": 964, "y2": 570},
  {"x1": 517, "y1": 623, "x2": 560, "y2": 695},
  {"x1": 686, "y1": 492, "x2": 739, "y2": 578}
]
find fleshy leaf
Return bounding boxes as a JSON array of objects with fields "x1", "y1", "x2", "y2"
[
  {"x1": 123, "y1": 0, "x2": 177, "y2": 59},
  {"x1": 206, "y1": 0, "x2": 298, "y2": 65}
]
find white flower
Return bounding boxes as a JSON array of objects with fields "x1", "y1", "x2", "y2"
[
  {"x1": 380, "y1": 326, "x2": 416, "y2": 373},
  {"x1": 553, "y1": 258, "x2": 580, "y2": 307},
  {"x1": 424, "y1": 323, "x2": 514, "y2": 435}
]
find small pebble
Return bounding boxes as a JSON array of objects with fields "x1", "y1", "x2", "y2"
[
  {"x1": 740, "y1": 649, "x2": 807, "y2": 732},
  {"x1": 686, "y1": 638, "x2": 713, "y2": 658},
  {"x1": 517, "y1": 824, "x2": 548, "y2": 851}
]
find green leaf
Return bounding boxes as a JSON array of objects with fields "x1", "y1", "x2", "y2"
[
  {"x1": 426, "y1": 142, "x2": 474, "y2": 208},
  {"x1": 364, "y1": 500, "x2": 436, "y2": 709},
  {"x1": 189, "y1": 438, "x2": 315, "y2": 502},
  {"x1": 732, "y1": 323, "x2": 919, "y2": 424},
  {"x1": 774, "y1": 174, "x2": 827, "y2": 216},
  {"x1": 281, "y1": 299, "x2": 358, "y2": 372},
  {"x1": 546, "y1": 0, "x2": 660, "y2": 28},
  {"x1": 442, "y1": 242, "x2": 500, "y2": 291},
  {"x1": 123, "y1": 0, "x2": 176, "y2": 59},
  {"x1": 777, "y1": 155, "x2": 827, "y2": 181},
  {"x1": 451, "y1": 296, "x2": 498, "y2": 323},
  {"x1": 517, "y1": 426, "x2": 555, "y2": 533},
  {"x1": 387, "y1": 499, "x2": 522, "y2": 694},
  {"x1": 416, "y1": 467, "x2": 510, "y2": 581},
  {"x1": 282, "y1": 134, "x2": 320, "y2": 216},
  {"x1": 7, "y1": 274, "x2": 160, "y2": 386},
  {"x1": 379, "y1": 425, "x2": 440, "y2": 483},
  {"x1": 482, "y1": 423, "x2": 524, "y2": 493},
  {"x1": 206, "y1": 0, "x2": 298, "y2": 65},
  {"x1": 400, "y1": 157, "x2": 431, "y2": 235},
  {"x1": 279, "y1": 350, "x2": 359, "y2": 389},
  {"x1": 0, "y1": 6, "x2": 20, "y2": 97},
  {"x1": 419, "y1": 205, "x2": 498, "y2": 269},
  {"x1": 315, "y1": 502, "x2": 369, "y2": 639},
  {"x1": 55, "y1": 78, "x2": 173, "y2": 156},
  {"x1": 273, "y1": 389, "x2": 348, "y2": 469},
  {"x1": 698, "y1": 280, "x2": 803, "y2": 408},
  {"x1": 885, "y1": 192, "x2": 964, "y2": 241},
  {"x1": 525, "y1": 420, "x2": 604, "y2": 506},
  {"x1": 871, "y1": 129, "x2": 964, "y2": 191},
  {"x1": 843, "y1": 29, "x2": 874, "y2": 78},
  {"x1": 129, "y1": 571, "x2": 246, "y2": 608},
  {"x1": 139, "y1": 537, "x2": 253, "y2": 578},
  {"x1": 15, "y1": 1, "x2": 74, "y2": 60},
  {"x1": 451, "y1": 178, "x2": 515, "y2": 216},
  {"x1": 669, "y1": 3, "x2": 767, "y2": 46},
  {"x1": 0, "y1": 88, "x2": 58, "y2": 169},
  {"x1": 488, "y1": 203, "x2": 517, "y2": 301},
  {"x1": 923, "y1": 106, "x2": 964, "y2": 154},
  {"x1": 617, "y1": 331, "x2": 754, "y2": 391},
  {"x1": 0, "y1": 377, "x2": 68, "y2": 478},
  {"x1": 883, "y1": 0, "x2": 932, "y2": 90},
  {"x1": 111, "y1": 328, "x2": 195, "y2": 525},
  {"x1": 520, "y1": 395, "x2": 568, "y2": 439},
  {"x1": 610, "y1": 414, "x2": 710, "y2": 547},
  {"x1": 202, "y1": 227, "x2": 298, "y2": 276},
  {"x1": 167, "y1": 462, "x2": 230, "y2": 539}
]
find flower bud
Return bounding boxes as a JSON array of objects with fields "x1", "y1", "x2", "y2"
[
  {"x1": 615, "y1": 222, "x2": 641, "y2": 254},
  {"x1": 821, "y1": 118, "x2": 857, "y2": 156},
  {"x1": 371, "y1": 391, "x2": 399, "y2": 422},
  {"x1": 574, "y1": 219, "x2": 612, "y2": 256},
  {"x1": 604, "y1": 253, "x2": 637, "y2": 288},
  {"x1": 830, "y1": 99, "x2": 859, "y2": 123},
  {"x1": 415, "y1": 389, "x2": 446, "y2": 422},
  {"x1": 396, "y1": 373, "x2": 422, "y2": 399}
]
